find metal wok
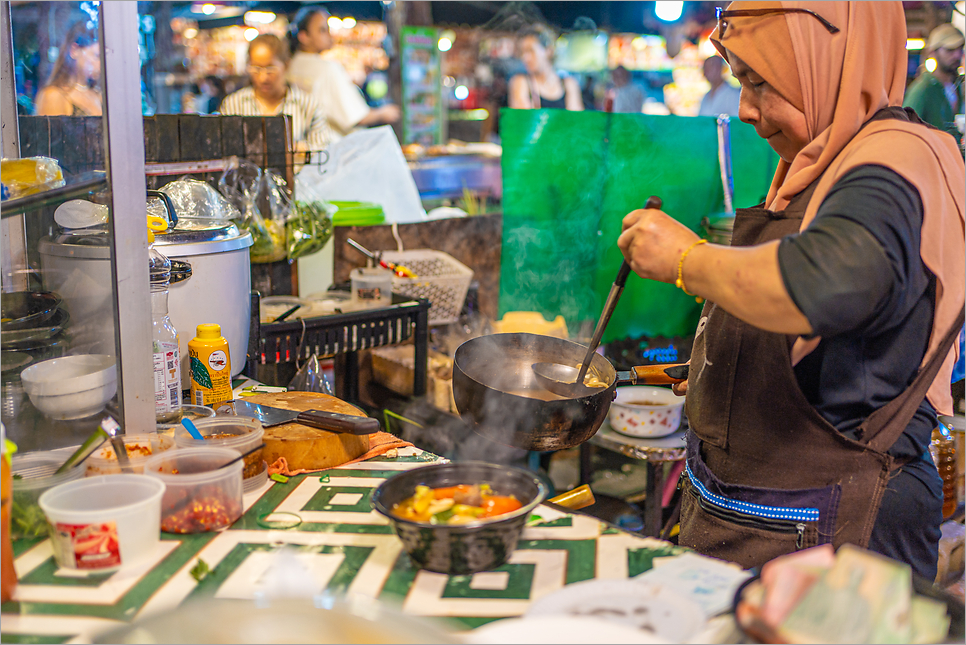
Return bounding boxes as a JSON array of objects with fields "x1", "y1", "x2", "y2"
[{"x1": 453, "y1": 332, "x2": 684, "y2": 452}]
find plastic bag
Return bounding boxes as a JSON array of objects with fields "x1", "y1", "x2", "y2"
[
  {"x1": 217, "y1": 157, "x2": 287, "y2": 264},
  {"x1": 287, "y1": 200, "x2": 334, "y2": 260},
  {"x1": 1, "y1": 156, "x2": 64, "y2": 199},
  {"x1": 159, "y1": 178, "x2": 239, "y2": 227},
  {"x1": 294, "y1": 126, "x2": 426, "y2": 223},
  {"x1": 287, "y1": 354, "x2": 333, "y2": 395}
]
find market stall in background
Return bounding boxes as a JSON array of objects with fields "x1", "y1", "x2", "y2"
[{"x1": 2, "y1": 1, "x2": 964, "y2": 643}]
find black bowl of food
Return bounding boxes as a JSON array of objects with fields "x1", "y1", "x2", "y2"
[
  {"x1": 371, "y1": 461, "x2": 548, "y2": 575},
  {"x1": 1, "y1": 291, "x2": 62, "y2": 331}
]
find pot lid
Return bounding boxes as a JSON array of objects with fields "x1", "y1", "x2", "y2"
[
  {"x1": 153, "y1": 222, "x2": 241, "y2": 245},
  {"x1": 41, "y1": 222, "x2": 253, "y2": 259}
]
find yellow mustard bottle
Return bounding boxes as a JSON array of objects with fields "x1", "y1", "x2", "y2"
[{"x1": 188, "y1": 324, "x2": 233, "y2": 406}]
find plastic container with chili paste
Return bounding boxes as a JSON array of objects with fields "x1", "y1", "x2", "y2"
[
  {"x1": 85, "y1": 434, "x2": 176, "y2": 476},
  {"x1": 173, "y1": 417, "x2": 266, "y2": 492},
  {"x1": 144, "y1": 446, "x2": 242, "y2": 534}
]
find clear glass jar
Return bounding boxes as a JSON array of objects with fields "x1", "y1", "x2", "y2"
[{"x1": 150, "y1": 246, "x2": 182, "y2": 424}]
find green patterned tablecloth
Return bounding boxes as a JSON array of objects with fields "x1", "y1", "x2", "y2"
[{"x1": 1, "y1": 448, "x2": 688, "y2": 644}]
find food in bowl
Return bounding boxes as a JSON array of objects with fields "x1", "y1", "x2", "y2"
[
  {"x1": 86, "y1": 434, "x2": 175, "y2": 475},
  {"x1": 174, "y1": 417, "x2": 264, "y2": 481},
  {"x1": 145, "y1": 447, "x2": 243, "y2": 534},
  {"x1": 608, "y1": 385, "x2": 684, "y2": 438},
  {"x1": 392, "y1": 484, "x2": 524, "y2": 525},
  {"x1": 372, "y1": 461, "x2": 547, "y2": 575}
]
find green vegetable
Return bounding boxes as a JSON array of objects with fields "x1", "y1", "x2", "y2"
[
  {"x1": 190, "y1": 558, "x2": 211, "y2": 582},
  {"x1": 190, "y1": 356, "x2": 213, "y2": 389},
  {"x1": 430, "y1": 508, "x2": 456, "y2": 524},
  {"x1": 10, "y1": 493, "x2": 50, "y2": 539},
  {"x1": 286, "y1": 200, "x2": 334, "y2": 260},
  {"x1": 270, "y1": 473, "x2": 289, "y2": 484}
]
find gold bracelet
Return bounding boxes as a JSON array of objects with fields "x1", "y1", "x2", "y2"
[{"x1": 675, "y1": 239, "x2": 708, "y2": 303}]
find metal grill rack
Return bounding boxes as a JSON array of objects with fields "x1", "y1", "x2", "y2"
[{"x1": 250, "y1": 293, "x2": 430, "y2": 402}]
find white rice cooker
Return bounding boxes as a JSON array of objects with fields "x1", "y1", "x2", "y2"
[{"x1": 39, "y1": 223, "x2": 253, "y2": 388}]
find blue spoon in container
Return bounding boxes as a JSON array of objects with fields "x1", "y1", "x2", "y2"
[{"x1": 181, "y1": 417, "x2": 206, "y2": 441}]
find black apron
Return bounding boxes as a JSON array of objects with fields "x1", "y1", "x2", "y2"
[{"x1": 679, "y1": 131, "x2": 963, "y2": 569}]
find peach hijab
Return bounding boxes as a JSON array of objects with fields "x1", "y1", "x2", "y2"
[{"x1": 711, "y1": 1, "x2": 966, "y2": 415}]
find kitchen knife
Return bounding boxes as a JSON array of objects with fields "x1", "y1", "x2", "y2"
[{"x1": 215, "y1": 399, "x2": 381, "y2": 435}]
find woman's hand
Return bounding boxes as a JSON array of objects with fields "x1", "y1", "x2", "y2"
[{"x1": 617, "y1": 207, "x2": 701, "y2": 283}]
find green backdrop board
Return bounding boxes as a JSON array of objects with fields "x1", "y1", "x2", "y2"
[{"x1": 499, "y1": 109, "x2": 779, "y2": 341}]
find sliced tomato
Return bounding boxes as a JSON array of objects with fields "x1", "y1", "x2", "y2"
[
  {"x1": 433, "y1": 485, "x2": 472, "y2": 500},
  {"x1": 479, "y1": 495, "x2": 523, "y2": 518}
]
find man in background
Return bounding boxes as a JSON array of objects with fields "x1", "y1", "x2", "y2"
[
  {"x1": 287, "y1": 6, "x2": 399, "y2": 142},
  {"x1": 697, "y1": 55, "x2": 740, "y2": 117},
  {"x1": 904, "y1": 23, "x2": 964, "y2": 141}
]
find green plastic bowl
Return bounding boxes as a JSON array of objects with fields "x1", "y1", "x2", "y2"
[{"x1": 331, "y1": 201, "x2": 385, "y2": 227}]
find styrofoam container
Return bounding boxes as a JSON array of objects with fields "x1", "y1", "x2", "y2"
[
  {"x1": 20, "y1": 354, "x2": 116, "y2": 420},
  {"x1": 86, "y1": 433, "x2": 175, "y2": 476},
  {"x1": 39, "y1": 474, "x2": 165, "y2": 572},
  {"x1": 144, "y1": 446, "x2": 243, "y2": 533},
  {"x1": 608, "y1": 386, "x2": 684, "y2": 438},
  {"x1": 174, "y1": 416, "x2": 264, "y2": 481}
]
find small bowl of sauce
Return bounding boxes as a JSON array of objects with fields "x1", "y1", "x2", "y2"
[{"x1": 608, "y1": 386, "x2": 684, "y2": 438}]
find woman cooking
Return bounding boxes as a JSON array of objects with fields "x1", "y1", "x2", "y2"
[{"x1": 618, "y1": 1, "x2": 964, "y2": 580}]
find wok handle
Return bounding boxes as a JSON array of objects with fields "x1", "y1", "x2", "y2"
[
  {"x1": 295, "y1": 410, "x2": 382, "y2": 435},
  {"x1": 632, "y1": 363, "x2": 690, "y2": 385},
  {"x1": 549, "y1": 485, "x2": 596, "y2": 511}
]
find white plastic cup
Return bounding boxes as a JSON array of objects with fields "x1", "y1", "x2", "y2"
[{"x1": 39, "y1": 474, "x2": 165, "y2": 572}]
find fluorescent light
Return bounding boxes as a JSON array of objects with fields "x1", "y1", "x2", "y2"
[
  {"x1": 244, "y1": 27, "x2": 259, "y2": 42},
  {"x1": 328, "y1": 16, "x2": 343, "y2": 31},
  {"x1": 244, "y1": 11, "x2": 276, "y2": 26},
  {"x1": 454, "y1": 85, "x2": 469, "y2": 100},
  {"x1": 655, "y1": 1, "x2": 684, "y2": 23},
  {"x1": 342, "y1": 17, "x2": 357, "y2": 29},
  {"x1": 925, "y1": 57, "x2": 937, "y2": 72},
  {"x1": 437, "y1": 37, "x2": 453, "y2": 52},
  {"x1": 202, "y1": 3, "x2": 216, "y2": 15},
  {"x1": 906, "y1": 38, "x2": 925, "y2": 51},
  {"x1": 183, "y1": 27, "x2": 198, "y2": 39}
]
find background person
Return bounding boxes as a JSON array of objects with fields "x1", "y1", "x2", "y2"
[
  {"x1": 903, "y1": 23, "x2": 964, "y2": 141},
  {"x1": 697, "y1": 55, "x2": 741, "y2": 117},
  {"x1": 286, "y1": 6, "x2": 400, "y2": 142},
  {"x1": 508, "y1": 24, "x2": 583, "y2": 110},
  {"x1": 220, "y1": 34, "x2": 331, "y2": 152},
  {"x1": 34, "y1": 21, "x2": 101, "y2": 117},
  {"x1": 618, "y1": 1, "x2": 964, "y2": 579},
  {"x1": 610, "y1": 66, "x2": 645, "y2": 113}
]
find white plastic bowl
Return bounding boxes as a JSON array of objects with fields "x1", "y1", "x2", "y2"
[
  {"x1": 608, "y1": 386, "x2": 684, "y2": 438},
  {"x1": 20, "y1": 354, "x2": 116, "y2": 420},
  {"x1": 39, "y1": 474, "x2": 165, "y2": 572}
]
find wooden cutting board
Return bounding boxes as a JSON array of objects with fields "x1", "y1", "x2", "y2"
[{"x1": 244, "y1": 391, "x2": 369, "y2": 470}]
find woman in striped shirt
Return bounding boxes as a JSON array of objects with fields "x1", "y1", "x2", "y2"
[{"x1": 219, "y1": 34, "x2": 332, "y2": 152}]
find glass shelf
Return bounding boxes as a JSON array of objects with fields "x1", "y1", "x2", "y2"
[{"x1": 1, "y1": 171, "x2": 107, "y2": 218}]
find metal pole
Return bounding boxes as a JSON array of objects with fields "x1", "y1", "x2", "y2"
[
  {"x1": 101, "y1": 2, "x2": 155, "y2": 432},
  {"x1": 0, "y1": 0, "x2": 28, "y2": 292}
]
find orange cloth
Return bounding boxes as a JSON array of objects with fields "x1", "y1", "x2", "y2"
[
  {"x1": 267, "y1": 432, "x2": 415, "y2": 477},
  {"x1": 712, "y1": 1, "x2": 966, "y2": 414}
]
